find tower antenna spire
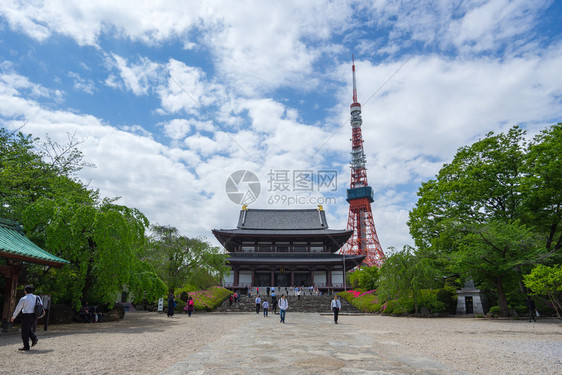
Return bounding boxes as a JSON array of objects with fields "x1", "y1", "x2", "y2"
[{"x1": 352, "y1": 54, "x2": 358, "y2": 104}]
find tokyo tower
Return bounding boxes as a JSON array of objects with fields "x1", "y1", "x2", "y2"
[{"x1": 340, "y1": 57, "x2": 385, "y2": 267}]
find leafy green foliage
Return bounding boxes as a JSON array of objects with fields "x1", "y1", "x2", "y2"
[
  {"x1": 488, "y1": 306, "x2": 501, "y2": 317},
  {"x1": 358, "y1": 266, "x2": 379, "y2": 290},
  {"x1": 1, "y1": 129, "x2": 166, "y2": 309},
  {"x1": 378, "y1": 246, "x2": 440, "y2": 313},
  {"x1": 522, "y1": 124, "x2": 562, "y2": 256},
  {"x1": 408, "y1": 124, "x2": 562, "y2": 317},
  {"x1": 524, "y1": 264, "x2": 562, "y2": 318},
  {"x1": 144, "y1": 225, "x2": 230, "y2": 291},
  {"x1": 186, "y1": 287, "x2": 232, "y2": 311}
]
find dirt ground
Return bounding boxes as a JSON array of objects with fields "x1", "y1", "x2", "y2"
[{"x1": 1, "y1": 312, "x2": 561, "y2": 375}]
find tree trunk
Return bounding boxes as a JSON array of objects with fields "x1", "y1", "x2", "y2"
[
  {"x1": 496, "y1": 275, "x2": 509, "y2": 317},
  {"x1": 81, "y1": 238, "x2": 96, "y2": 303}
]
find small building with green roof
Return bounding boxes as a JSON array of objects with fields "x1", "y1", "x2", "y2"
[{"x1": 0, "y1": 218, "x2": 69, "y2": 332}]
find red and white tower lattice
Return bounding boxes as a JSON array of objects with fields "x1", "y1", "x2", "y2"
[{"x1": 340, "y1": 57, "x2": 385, "y2": 267}]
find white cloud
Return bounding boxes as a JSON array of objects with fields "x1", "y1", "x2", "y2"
[
  {"x1": 105, "y1": 53, "x2": 160, "y2": 95},
  {"x1": 364, "y1": 0, "x2": 551, "y2": 55},
  {"x1": 68, "y1": 72, "x2": 95, "y2": 94}
]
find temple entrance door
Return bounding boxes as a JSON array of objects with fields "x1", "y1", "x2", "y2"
[
  {"x1": 465, "y1": 296, "x2": 473, "y2": 314},
  {"x1": 255, "y1": 273, "x2": 270, "y2": 287},
  {"x1": 294, "y1": 272, "x2": 310, "y2": 287},
  {"x1": 275, "y1": 273, "x2": 290, "y2": 287}
]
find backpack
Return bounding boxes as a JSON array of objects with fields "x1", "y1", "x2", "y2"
[{"x1": 34, "y1": 296, "x2": 45, "y2": 318}]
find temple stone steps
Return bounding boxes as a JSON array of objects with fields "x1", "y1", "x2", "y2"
[{"x1": 215, "y1": 294, "x2": 359, "y2": 313}]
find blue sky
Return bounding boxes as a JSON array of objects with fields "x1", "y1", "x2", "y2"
[{"x1": 1, "y1": 0, "x2": 562, "y2": 252}]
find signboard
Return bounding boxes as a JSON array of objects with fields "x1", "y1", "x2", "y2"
[
  {"x1": 40, "y1": 295, "x2": 51, "y2": 309},
  {"x1": 157, "y1": 298, "x2": 164, "y2": 312}
]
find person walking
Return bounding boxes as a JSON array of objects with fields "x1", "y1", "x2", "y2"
[
  {"x1": 186, "y1": 296, "x2": 195, "y2": 317},
  {"x1": 229, "y1": 294, "x2": 233, "y2": 307},
  {"x1": 331, "y1": 295, "x2": 342, "y2": 324},
  {"x1": 233, "y1": 291, "x2": 238, "y2": 303},
  {"x1": 278, "y1": 294, "x2": 288, "y2": 323},
  {"x1": 167, "y1": 292, "x2": 175, "y2": 317},
  {"x1": 11, "y1": 285, "x2": 41, "y2": 351},
  {"x1": 266, "y1": 286, "x2": 270, "y2": 297},
  {"x1": 262, "y1": 299, "x2": 269, "y2": 317},
  {"x1": 255, "y1": 295, "x2": 261, "y2": 314},
  {"x1": 297, "y1": 289, "x2": 301, "y2": 301},
  {"x1": 526, "y1": 296, "x2": 537, "y2": 322}
]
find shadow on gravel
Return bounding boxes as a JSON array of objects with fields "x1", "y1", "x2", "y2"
[{"x1": 0, "y1": 312, "x2": 193, "y2": 347}]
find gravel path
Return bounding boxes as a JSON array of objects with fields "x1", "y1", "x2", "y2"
[
  {"x1": 1, "y1": 312, "x2": 560, "y2": 374},
  {"x1": 0, "y1": 312, "x2": 253, "y2": 375},
  {"x1": 343, "y1": 315, "x2": 562, "y2": 375}
]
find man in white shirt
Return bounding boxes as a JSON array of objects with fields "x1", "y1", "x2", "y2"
[
  {"x1": 331, "y1": 295, "x2": 342, "y2": 324},
  {"x1": 11, "y1": 285, "x2": 41, "y2": 351},
  {"x1": 278, "y1": 294, "x2": 289, "y2": 323},
  {"x1": 255, "y1": 295, "x2": 261, "y2": 314}
]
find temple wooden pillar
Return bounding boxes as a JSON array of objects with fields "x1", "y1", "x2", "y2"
[
  {"x1": 1, "y1": 265, "x2": 19, "y2": 332},
  {"x1": 270, "y1": 269, "x2": 275, "y2": 287},
  {"x1": 290, "y1": 269, "x2": 295, "y2": 286},
  {"x1": 233, "y1": 266, "x2": 239, "y2": 287},
  {"x1": 327, "y1": 267, "x2": 333, "y2": 287},
  {"x1": 251, "y1": 267, "x2": 255, "y2": 287}
]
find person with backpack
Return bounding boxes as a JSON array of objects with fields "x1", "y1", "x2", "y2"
[
  {"x1": 11, "y1": 285, "x2": 42, "y2": 351},
  {"x1": 186, "y1": 296, "x2": 195, "y2": 317}
]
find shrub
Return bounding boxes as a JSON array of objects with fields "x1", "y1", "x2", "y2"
[
  {"x1": 488, "y1": 305, "x2": 500, "y2": 317},
  {"x1": 354, "y1": 294, "x2": 380, "y2": 312},
  {"x1": 436, "y1": 287, "x2": 457, "y2": 314},
  {"x1": 383, "y1": 298, "x2": 414, "y2": 316},
  {"x1": 188, "y1": 286, "x2": 232, "y2": 311},
  {"x1": 339, "y1": 290, "x2": 381, "y2": 312},
  {"x1": 174, "y1": 299, "x2": 186, "y2": 312},
  {"x1": 417, "y1": 289, "x2": 446, "y2": 313},
  {"x1": 177, "y1": 284, "x2": 198, "y2": 302},
  {"x1": 348, "y1": 271, "x2": 361, "y2": 290}
]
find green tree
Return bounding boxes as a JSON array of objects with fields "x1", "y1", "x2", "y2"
[
  {"x1": 358, "y1": 265, "x2": 379, "y2": 290},
  {"x1": 23, "y1": 197, "x2": 165, "y2": 308},
  {"x1": 524, "y1": 264, "x2": 562, "y2": 319},
  {"x1": 522, "y1": 123, "x2": 562, "y2": 257},
  {"x1": 408, "y1": 125, "x2": 560, "y2": 316},
  {"x1": 0, "y1": 128, "x2": 90, "y2": 222},
  {"x1": 378, "y1": 246, "x2": 440, "y2": 313},
  {"x1": 1, "y1": 128, "x2": 166, "y2": 309},
  {"x1": 145, "y1": 225, "x2": 229, "y2": 291}
]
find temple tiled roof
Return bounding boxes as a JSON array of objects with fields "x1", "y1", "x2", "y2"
[
  {"x1": 237, "y1": 208, "x2": 328, "y2": 230},
  {"x1": 0, "y1": 218, "x2": 69, "y2": 267}
]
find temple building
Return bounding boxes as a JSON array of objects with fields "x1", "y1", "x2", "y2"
[{"x1": 212, "y1": 207, "x2": 365, "y2": 291}]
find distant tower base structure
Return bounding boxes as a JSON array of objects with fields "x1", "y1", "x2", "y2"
[
  {"x1": 343, "y1": 191, "x2": 385, "y2": 267},
  {"x1": 340, "y1": 56, "x2": 385, "y2": 267}
]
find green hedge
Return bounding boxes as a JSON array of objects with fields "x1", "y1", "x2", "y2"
[
  {"x1": 162, "y1": 287, "x2": 233, "y2": 312},
  {"x1": 341, "y1": 288, "x2": 447, "y2": 315},
  {"x1": 188, "y1": 286, "x2": 232, "y2": 311}
]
